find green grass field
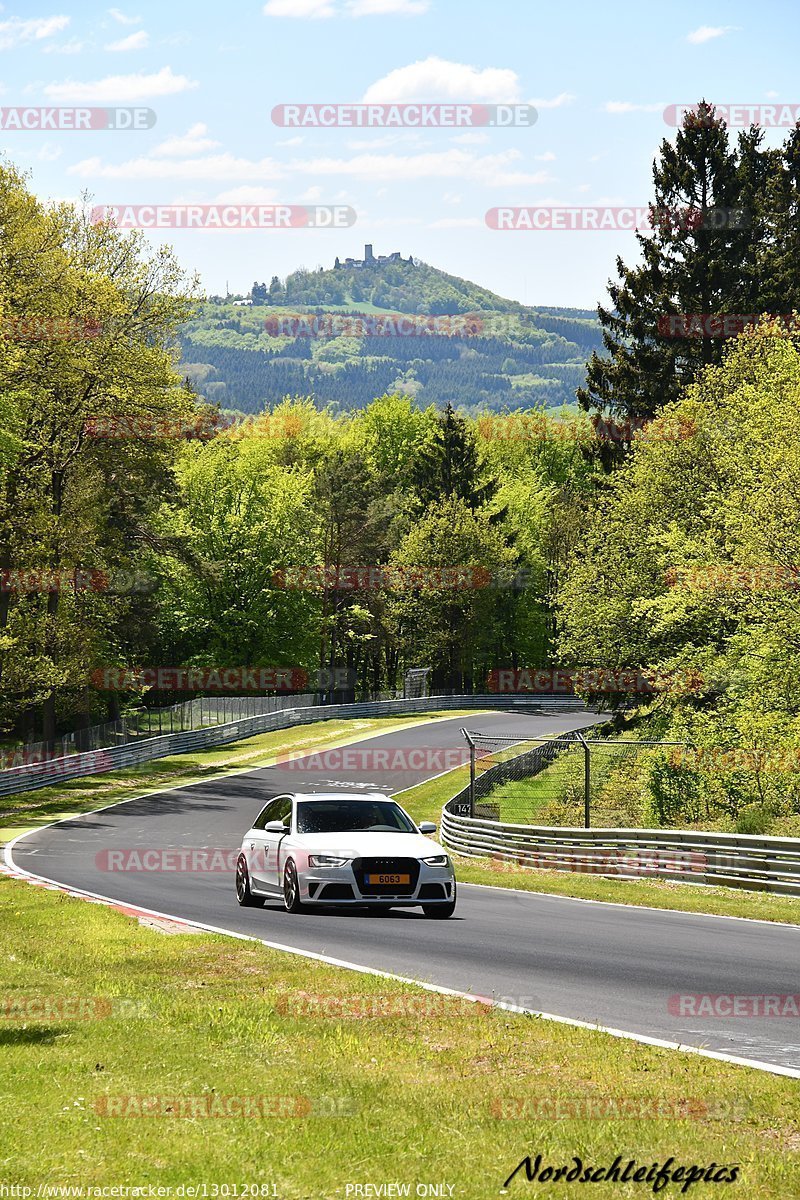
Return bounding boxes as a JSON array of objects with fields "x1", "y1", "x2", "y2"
[
  {"x1": 1, "y1": 874, "x2": 798, "y2": 1197},
  {"x1": 1, "y1": 714, "x2": 799, "y2": 1194}
]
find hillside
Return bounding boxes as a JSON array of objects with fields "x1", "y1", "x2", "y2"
[{"x1": 178, "y1": 252, "x2": 602, "y2": 415}]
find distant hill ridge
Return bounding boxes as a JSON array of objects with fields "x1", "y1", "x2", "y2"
[{"x1": 181, "y1": 250, "x2": 601, "y2": 415}]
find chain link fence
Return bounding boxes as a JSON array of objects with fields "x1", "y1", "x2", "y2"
[
  {"x1": 0, "y1": 693, "x2": 322, "y2": 772},
  {"x1": 456, "y1": 730, "x2": 800, "y2": 835}
]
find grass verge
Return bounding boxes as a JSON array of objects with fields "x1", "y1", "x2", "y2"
[{"x1": 0, "y1": 875, "x2": 798, "y2": 1197}]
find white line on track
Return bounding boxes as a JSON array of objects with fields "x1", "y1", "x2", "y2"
[
  {"x1": 4, "y1": 710, "x2": 799, "y2": 1080},
  {"x1": 4, "y1": 837, "x2": 800, "y2": 1080}
]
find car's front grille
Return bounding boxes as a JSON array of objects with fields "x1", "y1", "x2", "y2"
[{"x1": 352, "y1": 857, "x2": 420, "y2": 895}]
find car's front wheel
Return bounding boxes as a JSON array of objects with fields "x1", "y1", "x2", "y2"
[
  {"x1": 235, "y1": 854, "x2": 265, "y2": 908},
  {"x1": 422, "y1": 883, "x2": 456, "y2": 919},
  {"x1": 283, "y1": 859, "x2": 305, "y2": 913}
]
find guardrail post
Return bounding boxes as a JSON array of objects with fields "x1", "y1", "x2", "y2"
[
  {"x1": 576, "y1": 731, "x2": 590, "y2": 828},
  {"x1": 462, "y1": 727, "x2": 476, "y2": 818}
]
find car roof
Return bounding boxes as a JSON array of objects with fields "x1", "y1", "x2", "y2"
[{"x1": 291, "y1": 791, "x2": 395, "y2": 803}]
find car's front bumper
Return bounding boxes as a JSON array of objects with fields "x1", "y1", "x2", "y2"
[{"x1": 299, "y1": 860, "x2": 455, "y2": 906}]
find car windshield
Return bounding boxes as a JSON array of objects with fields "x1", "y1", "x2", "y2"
[{"x1": 295, "y1": 800, "x2": 416, "y2": 835}]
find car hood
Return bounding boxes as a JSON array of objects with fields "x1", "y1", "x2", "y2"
[{"x1": 295, "y1": 831, "x2": 446, "y2": 858}]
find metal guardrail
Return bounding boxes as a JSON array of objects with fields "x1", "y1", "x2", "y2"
[
  {"x1": 0, "y1": 693, "x2": 588, "y2": 799},
  {"x1": 0, "y1": 693, "x2": 324, "y2": 771},
  {"x1": 440, "y1": 809, "x2": 800, "y2": 897},
  {"x1": 442, "y1": 743, "x2": 800, "y2": 898}
]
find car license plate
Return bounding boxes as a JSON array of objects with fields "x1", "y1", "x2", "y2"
[{"x1": 367, "y1": 873, "x2": 410, "y2": 885}]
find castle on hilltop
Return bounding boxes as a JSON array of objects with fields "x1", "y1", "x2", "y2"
[{"x1": 334, "y1": 244, "x2": 414, "y2": 269}]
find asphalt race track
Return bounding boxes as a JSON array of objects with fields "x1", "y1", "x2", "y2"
[{"x1": 8, "y1": 710, "x2": 800, "y2": 1074}]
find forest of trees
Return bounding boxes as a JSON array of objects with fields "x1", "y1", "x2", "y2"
[
  {"x1": 3, "y1": 101, "x2": 800, "y2": 834},
  {"x1": 179, "y1": 331, "x2": 592, "y2": 415},
  {"x1": 179, "y1": 268, "x2": 603, "y2": 413}
]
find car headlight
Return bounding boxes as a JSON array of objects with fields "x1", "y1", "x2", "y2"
[
  {"x1": 308, "y1": 854, "x2": 351, "y2": 868},
  {"x1": 422, "y1": 854, "x2": 450, "y2": 867}
]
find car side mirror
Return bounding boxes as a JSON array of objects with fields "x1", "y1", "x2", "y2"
[
  {"x1": 265, "y1": 820, "x2": 288, "y2": 833},
  {"x1": 418, "y1": 821, "x2": 437, "y2": 834}
]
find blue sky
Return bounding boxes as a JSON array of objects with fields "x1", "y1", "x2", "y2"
[{"x1": 2, "y1": 0, "x2": 798, "y2": 307}]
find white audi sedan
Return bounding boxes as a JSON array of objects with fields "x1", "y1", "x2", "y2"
[{"x1": 235, "y1": 791, "x2": 456, "y2": 918}]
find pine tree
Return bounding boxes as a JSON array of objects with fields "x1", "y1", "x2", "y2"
[
  {"x1": 578, "y1": 101, "x2": 763, "y2": 424},
  {"x1": 413, "y1": 402, "x2": 497, "y2": 512},
  {"x1": 760, "y1": 126, "x2": 800, "y2": 315}
]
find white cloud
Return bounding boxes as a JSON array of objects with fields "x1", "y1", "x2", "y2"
[
  {"x1": 69, "y1": 152, "x2": 284, "y2": 181},
  {"x1": 263, "y1": 0, "x2": 336, "y2": 15},
  {"x1": 686, "y1": 25, "x2": 737, "y2": 44},
  {"x1": 529, "y1": 92, "x2": 575, "y2": 109},
  {"x1": 428, "y1": 216, "x2": 481, "y2": 228},
  {"x1": 0, "y1": 15, "x2": 70, "y2": 50},
  {"x1": 151, "y1": 123, "x2": 219, "y2": 156},
  {"x1": 346, "y1": 132, "x2": 427, "y2": 149},
  {"x1": 359, "y1": 214, "x2": 421, "y2": 227},
  {"x1": 44, "y1": 65, "x2": 198, "y2": 102},
  {"x1": 213, "y1": 185, "x2": 282, "y2": 203},
  {"x1": 291, "y1": 147, "x2": 551, "y2": 185},
  {"x1": 277, "y1": 135, "x2": 304, "y2": 146},
  {"x1": 42, "y1": 37, "x2": 84, "y2": 55},
  {"x1": 108, "y1": 8, "x2": 142, "y2": 24},
  {"x1": 535, "y1": 150, "x2": 556, "y2": 161},
  {"x1": 347, "y1": 0, "x2": 429, "y2": 13},
  {"x1": 451, "y1": 131, "x2": 490, "y2": 145},
  {"x1": 442, "y1": 191, "x2": 462, "y2": 204},
  {"x1": 265, "y1": 0, "x2": 427, "y2": 14},
  {"x1": 105, "y1": 30, "x2": 149, "y2": 51},
  {"x1": 363, "y1": 56, "x2": 522, "y2": 103},
  {"x1": 37, "y1": 142, "x2": 62, "y2": 161},
  {"x1": 765, "y1": 90, "x2": 779, "y2": 99},
  {"x1": 68, "y1": 144, "x2": 549, "y2": 187},
  {"x1": 604, "y1": 100, "x2": 663, "y2": 113}
]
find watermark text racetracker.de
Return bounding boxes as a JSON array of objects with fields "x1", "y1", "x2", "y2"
[
  {"x1": 90, "y1": 205, "x2": 356, "y2": 230},
  {"x1": 485, "y1": 848, "x2": 708, "y2": 878},
  {"x1": 89, "y1": 666, "x2": 354, "y2": 691},
  {"x1": 262, "y1": 313, "x2": 489, "y2": 338},
  {"x1": 0, "y1": 106, "x2": 155, "y2": 130},
  {"x1": 272, "y1": 103, "x2": 536, "y2": 128},
  {"x1": 1, "y1": 568, "x2": 154, "y2": 595},
  {"x1": 92, "y1": 1094, "x2": 353, "y2": 1118},
  {"x1": 668, "y1": 994, "x2": 800, "y2": 1018},
  {"x1": 274, "y1": 992, "x2": 535, "y2": 1018},
  {"x1": 1, "y1": 316, "x2": 102, "y2": 341},
  {"x1": 0, "y1": 748, "x2": 113, "y2": 774},
  {"x1": 486, "y1": 206, "x2": 749, "y2": 231},
  {"x1": 486, "y1": 667, "x2": 705, "y2": 696},
  {"x1": 0, "y1": 996, "x2": 149, "y2": 1019},
  {"x1": 658, "y1": 314, "x2": 800, "y2": 338},
  {"x1": 664, "y1": 101, "x2": 800, "y2": 127},
  {"x1": 491, "y1": 1096, "x2": 748, "y2": 1121}
]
